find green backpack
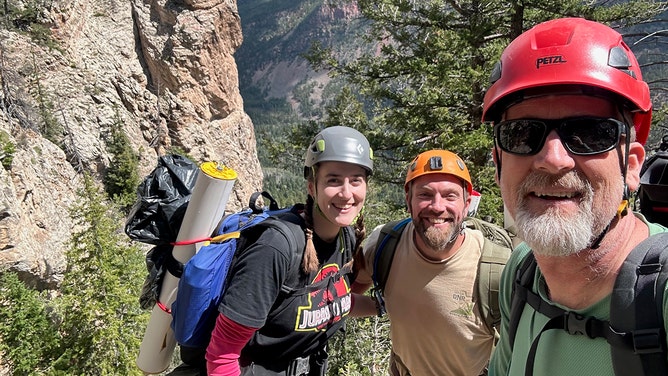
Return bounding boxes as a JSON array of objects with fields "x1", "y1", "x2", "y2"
[{"x1": 370, "y1": 217, "x2": 512, "y2": 332}]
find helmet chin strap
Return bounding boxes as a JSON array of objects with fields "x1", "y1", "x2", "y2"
[
  {"x1": 446, "y1": 225, "x2": 462, "y2": 245},
  {"x1": 617, "y1": 185, "x2": 630, "y2": 218},
  {"x1": 446, "y1": 213, "x2": 468, "y2": 247},
  {"x1": 616, "y1": 121, "x2": 632, "y2": 219},
  {"x1": 591, "y1": 130, "x2": 632, "y2": 249},
  {"x1": 494, "y1": 143, "x2": 503, "y2": 182}
]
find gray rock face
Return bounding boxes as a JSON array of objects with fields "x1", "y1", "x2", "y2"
[{"x1": 0, "y1": 0, "x2": 262, "y2": 288}]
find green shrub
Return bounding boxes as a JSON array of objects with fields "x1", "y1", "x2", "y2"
[
  {"x1": 0, "y1": 272, "x2": 60, "y2": 374},
  {"x1": 104, "y1": 114, "x2": 140, "y2": 210},
  {"x1": 0, "y1": 131, "x2": 15, "y2": 170}
]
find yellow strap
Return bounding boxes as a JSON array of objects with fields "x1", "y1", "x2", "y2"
[
  {"x1": 210, "y1": 231, "x2": 241, "y2": 243},
  {"x1": 617, "y1": 200, "x2": 629, "y2": 218}
]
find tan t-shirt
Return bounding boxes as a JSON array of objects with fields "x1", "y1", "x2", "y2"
[{"x1": 357, "y1": 221, "x2": 495, "y2": 376}]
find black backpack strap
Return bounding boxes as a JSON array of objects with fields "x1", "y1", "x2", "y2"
[
  {"x1": 510, "y1": 253, "x2": 604, "y2": 376},
  {"x1": 508, "y1": 252, "x2": 567, "y2": 348},
  {"x1": 281, "y1": 221, "x2": 354, "y2": 296},
  {"x1": 271, "y1": 210, "x2": 308, "y2": 295},
  {"x1": 233, "y1": 208, "x2": 306, "y2": 296},
  {"x1": 248, "y1": 191, "x2": 281, "y2": 213},
  {"x1": 341, "y1": 225, "x2": 357, "y2": 280},
  {"x1": 342, "y1": 226, "x2": 356, "y2": 261},
  {"x1": 610, "y1": 232, "x2": 668, "y2": 375},
  {"x1": 508, "y1": 252, "x2": 538, "y2": 349}
]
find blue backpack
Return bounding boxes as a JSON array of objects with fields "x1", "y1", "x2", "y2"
[{"x1": 171, "y1": 191, "x2": 306, "y2": 349}]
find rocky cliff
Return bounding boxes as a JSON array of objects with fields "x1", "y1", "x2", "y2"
[{"x1": 0, "y1": 0, "x2": 262, "y2": 289}]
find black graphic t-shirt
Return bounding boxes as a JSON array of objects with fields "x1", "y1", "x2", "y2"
[{"x1": 219, "y1": 220, "x2": 353, "y2": 369}]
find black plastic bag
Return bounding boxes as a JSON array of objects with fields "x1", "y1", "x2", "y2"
[
  {"x1": 125, "y1": 154, "x2": 199, "y2": 245},
  {"x1": 138, "y1": 243, "x2": 184, "y2": 309},
  {"x1": 139, "y1": 244, "x2": 170, "y2": 309}
]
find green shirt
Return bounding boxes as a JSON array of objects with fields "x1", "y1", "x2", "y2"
[{"x1": 489, "y1": 214, "x2": 668, "y2": 376}]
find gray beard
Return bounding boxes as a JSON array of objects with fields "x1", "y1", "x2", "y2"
[
  {"x1": 515, "y1": 202, "x2": 595, "y2": 257},
  {"x1": 514, "y1": 173, "x2": 600, "y2": 257}
]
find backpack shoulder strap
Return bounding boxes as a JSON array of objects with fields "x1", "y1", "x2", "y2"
[
  {"x1": 610, "y1": 232, "x2": 668, "y2": 375},
  {"x1": 368, "y1": 218, "x2": 411, "y2": 316},
  {"x1": 506, "y1": 251, "x2": 567, "y2": 342},
  {"x1": 265, "y1": 211, "x2": 307, "y2": 295},
  {"x1": 343, "y1": 225, "x2": 356, "y2": 260},
  {"x1": 233, "y1": 208, "x2": 306, "y2": 295},
  {"x1": 372, "y1": 218, "x2": 411, "y2": 293},
  {"x1": 507, "y1": 252, "x2": 538, "y2": 348},
  {"x1": 477, "y1": 237, "x2": 512, "y2": 333},
  {"x1": 277, "y1": 216, "x2": 355, "y2": 296},
  {"x1": 341, "y1": 225, "x2": 357, "y2": 281}
]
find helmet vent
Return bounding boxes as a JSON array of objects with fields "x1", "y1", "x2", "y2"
[
  {"x1": 315, "y1": 139, "x2": 326, "y2": 153},
  {"x1": 489, "y1": 61, "x2": 502, "y2": 84}
]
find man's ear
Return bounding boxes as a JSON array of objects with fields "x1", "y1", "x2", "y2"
[
  {"x1": 492, "y1": 147, "x2": 501, "y2": 185},
  {"x1": 463, "y1": 192, "x2": 472, "y2": 215},
  {"x1": 404, "y1": 186, "x2": 411, "y2": 213},
  {"x1": 626, "y1": 141, "x2": 646, "y2": 191}
]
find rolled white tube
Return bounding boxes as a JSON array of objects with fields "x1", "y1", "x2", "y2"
[{"x1": 136, "y1": 161, "x2": 237, "y2": 374}]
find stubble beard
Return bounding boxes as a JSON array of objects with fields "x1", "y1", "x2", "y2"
[{"x1": 513, "y1": 172, "x2": 620, "y2": 257}]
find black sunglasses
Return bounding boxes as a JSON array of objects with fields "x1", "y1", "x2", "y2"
[{"x1": 494, "y1": 117, "x2": 628, "y2": 156}]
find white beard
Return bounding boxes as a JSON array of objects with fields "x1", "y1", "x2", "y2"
[
  {"x1": 513, "y1": 171, "x2": 618, "y2": 257},
  {"x1": 516, "y1": 199, "x2": 595, "y2": 256}
]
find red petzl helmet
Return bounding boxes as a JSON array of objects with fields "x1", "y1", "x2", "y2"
[{"x1": 482, "y1": 18, "x2": 652, "y2": 145}]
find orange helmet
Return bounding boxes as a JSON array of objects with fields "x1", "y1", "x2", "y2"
[
  {"x1": 482, "y1": 18, "x2": 652, "y2": 145},
  {"x1": 404, "y1": 150, "x2": 472, "y2": 194}
]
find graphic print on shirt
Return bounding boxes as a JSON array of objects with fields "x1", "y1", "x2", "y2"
[
  {"x1": 451, "y1": 289, "x2": 475, "y2": 317},
  {"x1": 295, "y1": 263, "x2": 351, "y2": 331}
]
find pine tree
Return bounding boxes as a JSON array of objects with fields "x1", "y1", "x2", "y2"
[{"x1": 51, "y1": 174, "x2": 147, "y2": 375}]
